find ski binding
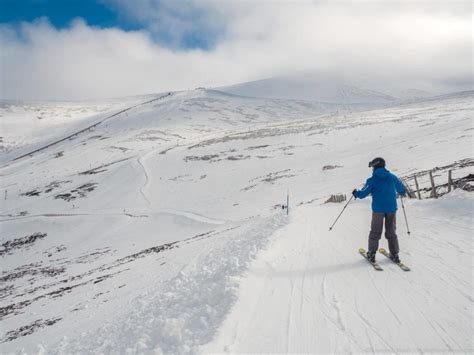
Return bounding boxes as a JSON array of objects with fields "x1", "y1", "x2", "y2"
[
  {"x1": 359, "y1": 248, "x2": 383, "y2": 271},
  {"x1": 378, "y1": 248, "x2": 411, "y2": 271}
]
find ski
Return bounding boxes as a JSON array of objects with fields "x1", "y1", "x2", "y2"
[
  {"x1": 359, "y1": 248, "x2": 383, "y2": 271},
  {"x1": 378, "y1": 248, "x2": 411, "y2": 271}
]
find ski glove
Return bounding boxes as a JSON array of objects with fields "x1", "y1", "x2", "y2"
[{"x1": 352, "y1": 189, "x2": 358, "y2": 198}]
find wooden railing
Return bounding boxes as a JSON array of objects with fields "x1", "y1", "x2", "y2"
[{"x1": 402, "y1": 158, "x2": 473, "y2": 199}]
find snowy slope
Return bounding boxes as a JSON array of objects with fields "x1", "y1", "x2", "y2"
[
  {"x1": 0, "y1": 88, "x2": 473, "y2": 353},
  {"x1": 204, "y1": 191, "x2": 473, "y2": 353},
  {"x1": 0, "y1": 94, "x2": 161, "y2": 163},
  {"x1": 216, "y1": 73, "x2": 436, "y2": 104},
  {"x1": 217, "y1": 75, "x2": 395, "y2": 104}
]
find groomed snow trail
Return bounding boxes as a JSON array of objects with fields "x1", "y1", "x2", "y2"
[{"x1": 204, "y1": 192, "x2": 473, "y2": 354}]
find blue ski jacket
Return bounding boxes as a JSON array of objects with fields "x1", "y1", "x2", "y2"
[{"x1": 354, "y1": 168, "x2": 406, "y2": 213}]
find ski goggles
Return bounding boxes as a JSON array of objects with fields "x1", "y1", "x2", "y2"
[{"x1": 368, "y1": 159, "x2": 384, "y2": 168}]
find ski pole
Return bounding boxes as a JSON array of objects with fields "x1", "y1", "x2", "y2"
[
  {"x1": 400, "y1": 196, "x2": 411, "y2": 235},
  {"x1": 329, "y1": 195, "x2": 354, "y2": 231}
]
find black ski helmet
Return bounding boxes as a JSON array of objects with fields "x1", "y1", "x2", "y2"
[{"x1": 368, "y1": 157, "x2": 386, "y2": 169}]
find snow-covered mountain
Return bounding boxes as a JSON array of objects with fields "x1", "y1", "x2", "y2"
[
  {"x1": 0, "y1": 95, "x2": 157, "y2": 161},
  {"x1": 216, "y1": 73, "x2": 435, "y2": 104},
  {"x1": 0, "y1": 87, "x2": 473, "y2": 353}
]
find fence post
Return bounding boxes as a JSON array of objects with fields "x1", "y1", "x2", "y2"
[
  {"x1": 429, "y1": 170, "x2": 438, "y2": 198},
  {"x1": 448, "y1": 170, "x2": 453, "y2": 192},
  {"x1": 414, "y1": 175, "x2": 421, "y2": 200},
  {"x1": 403, "y1": 179, "x2": 414, "y2": 198}
]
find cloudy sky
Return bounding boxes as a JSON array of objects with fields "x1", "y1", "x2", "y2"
[{"x1": 0, "y1": 0, "x2": 471, "y2": 100}]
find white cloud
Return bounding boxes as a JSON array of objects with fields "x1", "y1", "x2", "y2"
[{"x1": 0, "y1": 1, "x2": 471, "y2": 100}]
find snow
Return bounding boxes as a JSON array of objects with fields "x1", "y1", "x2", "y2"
[
  {"x1": 0, "y1": 85, "x2": 472, "y2": 353},
  {"x1": 203, "y1": 192, "x2": 473, "y2": 353},
  {"x1": 0, "y1": 96, "x2": 152, "y2": 161},
  {"x1": 217, "y1": 72, "x2": 437, "y2": 103}
]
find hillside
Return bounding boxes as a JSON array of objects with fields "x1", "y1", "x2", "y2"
[
  {"x1": 216, "y1": 73, "x2": 436, "y2": 103},
  {"x1": 0, "y1": 89, "x2": 473, "y2": 353}
]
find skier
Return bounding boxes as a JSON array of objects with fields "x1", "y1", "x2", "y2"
[{"x1": 352, "y1": 157, "x2": 406, "y2": 263}]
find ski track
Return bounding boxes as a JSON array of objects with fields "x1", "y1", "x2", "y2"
[
  {"x1": 136, "y1": 154, "x2": 151, "y2": 206},
  {"x1": 204, "y1": 199, "x2": 473, "y2": 354}
]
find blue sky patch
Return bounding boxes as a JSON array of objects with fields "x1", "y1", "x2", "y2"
[
  {"x1": 0, "y1": 0, "x2": 216, "y2": 50},
  {"x1": 0, "y1": 0, "x2": 125, "y2": 29}
]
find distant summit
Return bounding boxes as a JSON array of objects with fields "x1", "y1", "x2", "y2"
[{"x1": 216, "y1": 72, "x2": 434, "y2": 105}]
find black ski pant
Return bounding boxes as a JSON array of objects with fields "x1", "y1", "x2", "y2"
[{"x1": 368, "y1": 212, "x2": 399, "y2": 255}]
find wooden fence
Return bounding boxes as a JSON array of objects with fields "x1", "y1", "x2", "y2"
[{"x1": 402, "y1": 159, "x2": 474, "y2": 200}]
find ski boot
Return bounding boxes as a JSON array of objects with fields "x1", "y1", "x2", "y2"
[
  {"x1": 366, "y1": 250, "x2": 376, "y2": 263},
  {"x1": 389, "y1": 253, "x2": 400, "y2": 263}
]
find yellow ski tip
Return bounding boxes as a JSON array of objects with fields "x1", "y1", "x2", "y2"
[
  {"x1": 379, "y1": 248, "x2": 386, "y2": 253},
  {"x1": 358, "y1": 248, "x2": 366, "y2": 253}
]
